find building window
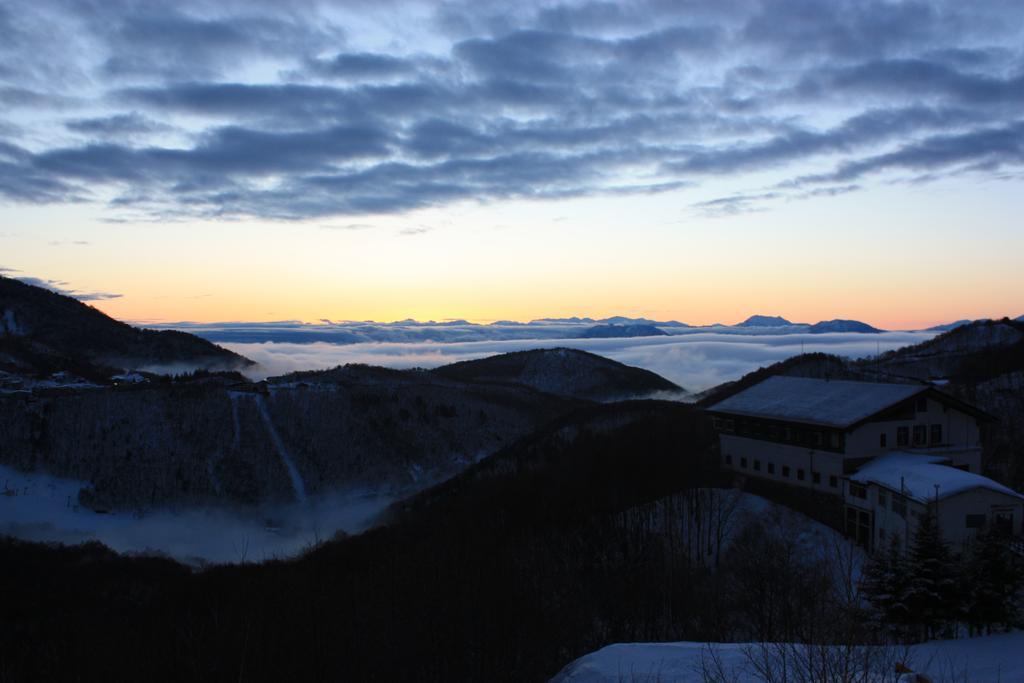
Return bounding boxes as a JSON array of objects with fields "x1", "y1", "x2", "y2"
[
  {"x1": 767, "y1": 462, "x2": 775, "y2": 475},
  {"x1": 994, "y1": 512, "x2": 1014, "y2": 534},
  {"x1": 829, "y1": 475, "x2": 838, "y2": 488},
  {"x1": 878, "y1": 490, "x2": 888, "y2": 508},
  {"x1": 740, "y1": 457, "x2": 747, "y2": 469},
  {"x1": 753, "y1": 459, "x2": 761, "y2": 472},
  {"x1": 913, "y1": 425, "x2": 927, "y2": 446},
  {"x1": 724, "y1": 454, "x2": 732, "y2": 465},
  {"x1": 812, "y1": 471, "x2": 821, "y2": 484},
  {"x1": 813, "y1": 432, "x2": 823, "y2": 447},
  {"x1": 897, "y1": 427, "x2": 909, "y2": 446},
  {"x1": 880, "y1": 433, "x2": 887, "y2": 448},
  {"x1": 965, "y1": 514, "x2": 986, "y2": 529},
  {"x1": 892, "y1": 497, "x2": 907, "y2": 517},
  {"x1": 782, "y1": 466, "x2": 790, "y2": 478},
  {"x1": 916, "y1": 396, "x2": 928, "y2": 412},
  {"x1": 849, "y1": 482, "x2": 867, "y2": 499},
  {"x1": 797, "y1": 469, "x2": 805, "y2": 481},
  {"x1": 846, "y1": 507, "x2": 872, "y2": 548},
  {"x1": 930, "y1": 424, "x2": 942, "y2": 445}
]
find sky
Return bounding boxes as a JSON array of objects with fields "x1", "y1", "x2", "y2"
[{"x1": 1, "y1": 0, "x2": 1023, "y2": 329}]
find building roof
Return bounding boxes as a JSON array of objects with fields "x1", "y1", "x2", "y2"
[
  {"x1": 707, "y1": 376, "x2": 927, "y2": 428},
  {"x1": 850, "y1": 452, "x2": 1024, "y2": 503}
]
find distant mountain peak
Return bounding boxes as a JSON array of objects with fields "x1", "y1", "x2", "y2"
[
  {"x1": 808, "y1": 319, "x2": 882, "y2": 334},
  {"x1": 736, "y1": 315, "x2": 793, "y2": 327},
  {"x1": 431, "y1": 347, "x2": 682, "y2": 400},
  {"x1": 578, "y1": 323, "x2": 668, "y2": 339}
]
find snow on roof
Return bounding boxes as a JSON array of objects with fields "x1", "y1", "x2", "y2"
[
  {"x1": 708, "y1": 376, "x2": 926, "y2": 428},
  {"x1": 851, "y1": 452, "x2": 1024, "y2": 503}
]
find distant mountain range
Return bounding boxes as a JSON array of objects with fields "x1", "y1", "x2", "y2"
[
  {"x1": 145, "y1": 312, "x2": 909, "y2": 345},
  {"x1": 734, "y1": 315, "x2": 882, "y2": 333}
]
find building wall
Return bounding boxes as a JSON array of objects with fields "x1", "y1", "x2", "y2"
[
  {"x1": 846, "y1": 481, "x2": 1023, "y2": 553},
  {"x1": 857, "y1": 484, "x2": 924, "y2": 553},
  {"x1": 936, "y1": 488, "x2": 1024, "y2": 548},
  {"x1": 845, "y1": 397, "x2": 981, "y2": 468},
  {"x1": 720, "y1": 434, "x2": 845, "y2": 495}
]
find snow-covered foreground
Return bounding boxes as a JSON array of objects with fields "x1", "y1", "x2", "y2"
[
  {"x1": 553, "y1": 632, "x2": 1024, "y2": 683},
  {"x1": 0, "y1": 464, "x2": 393, "y2": 565}
]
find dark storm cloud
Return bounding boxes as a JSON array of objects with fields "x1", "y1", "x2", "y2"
[{"x1": 1, "y1": 0, "x2": 1023, "y2": 220}]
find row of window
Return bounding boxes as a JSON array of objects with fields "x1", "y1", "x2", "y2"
[
  {"x1": 725, "y1": 454, "x2": 839, "y2": 488},
  {"x1": 877, "y1": 488, "x2": 908, "y2": 517},
  {"x1": 850, "y1": 482, "x2": 910, "y2": 517},
  {"x1": 880, "y1": 514, "x2": 998, "y2": 536},
  {"x1": 713, "y1": 417, "x2": 843, "y2": 451},
  {"x1": 881, "y1": 424, "x2": 942, "y2": 448}
]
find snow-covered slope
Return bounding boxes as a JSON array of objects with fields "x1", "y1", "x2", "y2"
[
  {"x1": 553, "y1": 632, "x2": 1024, "y2": 683},
  {"x1": 624, "y1": 487, "x2": 862, "y2": 572},
  {"x1": 431, "y1": 347, "x2": 683, "y2": 400}
]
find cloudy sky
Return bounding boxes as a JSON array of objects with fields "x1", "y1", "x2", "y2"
[{"x1": 1, "y1": 0, "x2": 1022, "y2": 327}]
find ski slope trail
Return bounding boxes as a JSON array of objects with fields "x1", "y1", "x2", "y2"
[{"x1": 253, "y1": 393, "x2": 307, "y2": 503}]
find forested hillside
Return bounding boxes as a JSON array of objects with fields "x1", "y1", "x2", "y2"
[{"x1": 1, "y1": 400, "x2": 868, "y2": 682}]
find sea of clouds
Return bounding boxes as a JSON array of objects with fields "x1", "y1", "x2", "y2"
[{"x1": 225, "y1": 330, "x2": 938, "y2": 392}]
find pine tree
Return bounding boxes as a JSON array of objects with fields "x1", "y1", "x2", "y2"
[
  {"x1": 901, "y1": 509, "x2": 959, "y2": 639},
  {"x1": 965, "y1": 524, "x2": 1022, "y2": 634},
  {"x1": 860, "y1": 534, "x2": 911, "y2": 633}
]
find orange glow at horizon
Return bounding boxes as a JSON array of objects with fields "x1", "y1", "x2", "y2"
[{"x1": 4, "y1": 176, "x2": 1022, "y2": 333}]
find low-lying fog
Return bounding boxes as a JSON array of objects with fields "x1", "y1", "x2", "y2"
[
  {"x1": 226, "y1": 331, "x2": 937, "y2": 391},
  {"x1": 0, "y1": 464, "x2": 394, "y2": 565}
]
